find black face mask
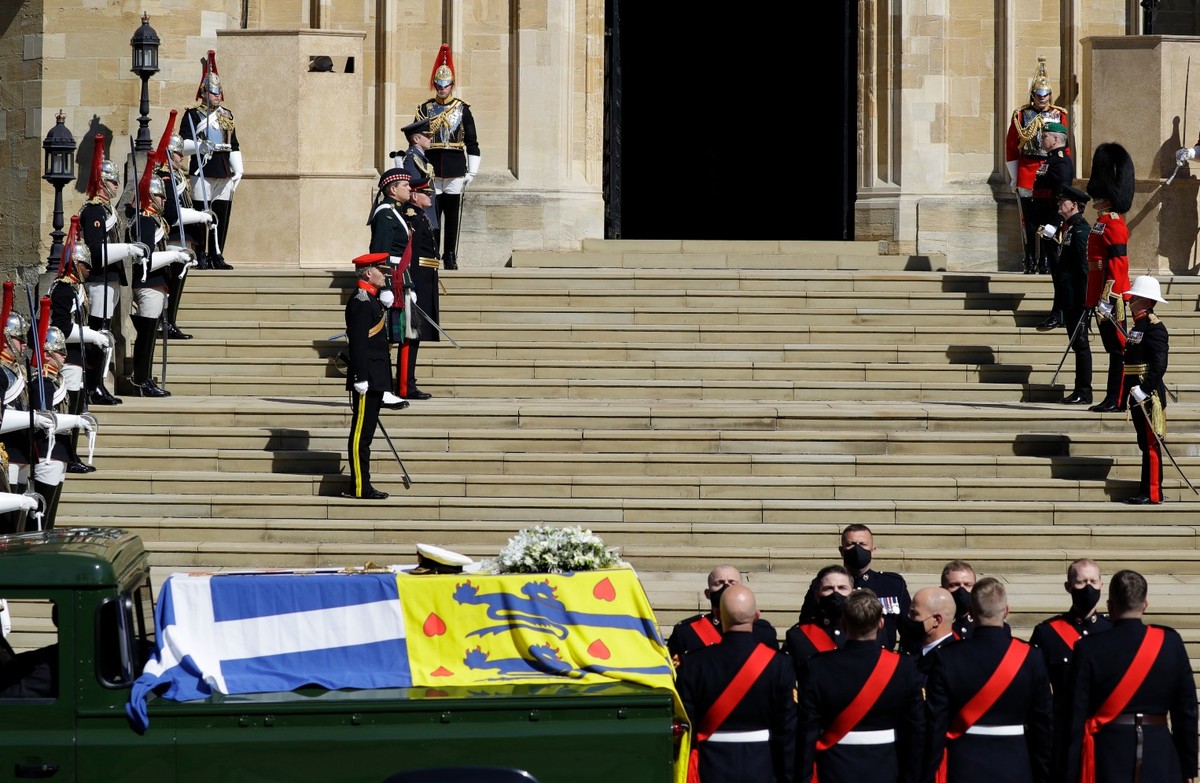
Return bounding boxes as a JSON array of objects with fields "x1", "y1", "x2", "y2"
[
  {"x1": 898, "y1": 615, "x2": 928, "y2": 652},
  {"x1": 951, "y1": 588, "x2": 971, "y2": 620},
  {"x1": 818, "y1": 592, "x2": 847, "y2": 624},
  {"x1": 1070, "y1": 584, "x2": 1101, "y2": 616},
  {"x1": 708, "y1": 584, "x2": 729, "y2": 613},
  {"x1": 842, "y1": 544, "x2": 872, "y2": 572}
]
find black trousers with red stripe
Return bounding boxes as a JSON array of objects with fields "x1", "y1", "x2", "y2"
[
  {"x1": 1131, "y1": 403, "x2": 1164, "y2": 502},
  {"x1": 1098, "y1": 319, "x2": 1126, "y2": 406}
]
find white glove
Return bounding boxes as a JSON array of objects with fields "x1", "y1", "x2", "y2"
[
  {"x1": 1039, "y1": 224, "x2": 1057, "y2": 239},
  {"x1": 197, "y1": 139, "x2": 215, "y2": 158},
  {"x1": 179, "y1": 206, "x2": 214, "y2": 225},
  {"x1": 379, "y1": 289, "x2": 395, "y2": 308},
  {"x1": 0, "y1": 413, "x2": 32, "y2": 435},
  {"x1": 0, "y1": 494, "x2": 37, "y2": 515},
  {"x1": 104, "y1": 242, "x2": 146, "y2": 263},
  {"x1": 53, "y1": 413, "x2": 93, "y2": 434},
  {"x1": 180, "y1": 138, "x2": 199, "y2": 156},
  {"x1": 81, "y1": 327, "x2": 110, "y2": 349},
  {"x1": 353, "y1": 380, "x2": 368, "y2": 395},
  {"x1": 1130, "y1": 385, "x2": 1148, "y2": 404},
  {"x1": 150, "y1": 249, "x2": 190, "y2": 272},
  {"x1": 33, "y1": 411, "x2": 56, "y2": 433},
  {"x1": 1005, "y1": 160, "x2": 1018, "y2": 190},
  {"x1": 1097, "y1": 301, "x2": 1113, "y2": 319},
  {"x1": 229, "y1": 151, "x2": 244, "y2": 191},
  {"x1": 1176, "y1": 147, "x2": 1197, "y2": 165},
  {"x1": 464, "y1": 154, "x2": 481, "y2": 185}
]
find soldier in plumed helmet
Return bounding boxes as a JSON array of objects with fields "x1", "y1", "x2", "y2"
[
  {"x1": 180, "y1": 50, "x2": 242, "y2": 270},
  {"x1": 157, "y1": 121, "x2": 215, "y2": 337},
  {"x1": 1084, "y1": 142, "x2": 1134, "y2": 414},
  {"x1": 413, "y1": 44, "x2": 480, "y2": 271},
  {"x1": 1005, "y1": 57, "x2": 1070, "y2": 275},
  {"x1": 78, "y1": 135, "x2": 146, "y2": 407}
]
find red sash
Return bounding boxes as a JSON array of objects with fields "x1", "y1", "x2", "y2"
[
  {"x1": 1079, "y1": 626, "x2": 1164, "y2": 783},
  {"x1": 936, "y1": 639, "x2": 1029, "y2": 783},
  {"x1": 817, "y1": 650, "x2": 900, "y2": 751},
  {"x1": 799, "y1": 623, "x2": 837, "y2": 653},
  {"x1": 687, "y1": 644, "x2": 776, "y2": 783},
  {"x1": 1049, "y1": 617, "x2": 1081, "y2": 651},
  {"x1": 689, "y1": 616, "x2": 722, "y2": 647}
]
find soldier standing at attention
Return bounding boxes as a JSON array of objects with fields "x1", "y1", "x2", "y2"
[
  {"x1": 1005, "y1": 57, "x2": 1069, "y2": 274},
  {"x1": 1064, "y1": 570, "x2": 1197, "y2": 783},
  {"x1": 344, "y1": 253, "x2": 408, "y2": 501},
  {"x1": 1120, "y1": 275, "x2": 1170, "y2": 505},
  {"x1": 180, "y1": 50, "x2": 242, "y2": 270},
  {"x1": 1083, "y1": 142, "x2": 1134, "y2": 414},
  {"x1": 668, "y1": 565, "x2": 779, "y2": 667},
  {"x1": 677, "y1": 584, "x2": 796, "y2": 783},
  {"x1": 414, "y1": 44, "x2": 480, "y2": 270}
]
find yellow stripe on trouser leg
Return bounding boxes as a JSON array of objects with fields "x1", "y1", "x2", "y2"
[{"x1": 350, "y1": 392, "x2": 367, "y2": 496}]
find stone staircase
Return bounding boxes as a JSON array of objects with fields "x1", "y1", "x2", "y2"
[{"x1": 57, "y1": 239, "x2": 1200, "y2": 667}]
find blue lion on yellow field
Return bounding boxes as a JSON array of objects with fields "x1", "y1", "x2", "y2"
[{"x1": 452, "y1": 579, "x2": 659, "y2": 641}]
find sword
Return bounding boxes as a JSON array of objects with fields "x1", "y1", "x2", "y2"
[
  {"x1": 409, "y1": 300, "x2": 460, "y2": 348},
  {"x1": 1050, "y1": 309, "x2": 1090, "y2": 387},
  {"x1": 1165, "y1": 159, "x2": 1185, "y2": 186},
  {"x1": 186, "y1": 112, "x2": 221, "y2": 258},
  {"x1": 1134, "y1": 396, "x2": 1198, "y2": 495},
  {"x1": 375, "y1": 417, "x2": 412, "y2": 489}
]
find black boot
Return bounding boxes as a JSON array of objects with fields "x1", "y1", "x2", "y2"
[
  {"x1": 162, "y1": 273, "x2": 193, "y2": 339},
  {"x1": 130, "y1": 316, "x2": 171, "y2": 398},
  {"x1": 1022, "y1": 256, "x2": 1036, "y2": 274},
  {"x1": 440, "y1": 193, "x2": 462, "y2": 266},
  {"x1": 85, "y1": 317, "x2": 122, "y2": 405},
  {"x1": 33, "y1": 480, "x2": 62, "y2": 531},
  {"x1": 442, "y1": 252, "x2": 458, "y2": 271}
]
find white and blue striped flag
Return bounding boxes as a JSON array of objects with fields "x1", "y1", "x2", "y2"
[{"x1": 126, "y1": 572, "x2": 411, "y2": 731}]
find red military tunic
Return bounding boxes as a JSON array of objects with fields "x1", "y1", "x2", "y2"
[
  {"x1": 1005, "y1": 104, "x2": 1070, "y2": 190},
  {"x1": 1085, "y1": 212, "x2": 1130, "y2": 308}
]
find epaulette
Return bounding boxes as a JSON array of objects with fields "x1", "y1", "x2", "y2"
[
  {"x1": 1149, "y1": 313, "x2": 1161, "y2": 325},
  {"x1": 404, "y1": 207, "x2": 418, "y2": 217},
  {"x1": 85, "y1": 196, "x2": 108, "y2": 206}
]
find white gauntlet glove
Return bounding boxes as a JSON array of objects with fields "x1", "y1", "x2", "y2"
[
  {"x1": 1130, "y1": 385, "x2": 1149, "y2": 404},
  {"x1": 104, "y1": 242, "x2": 147, "y2": 263},
  {"x1": 379, "y1": 289, "x2": 395, "y2": 308},
  {"x1": 80, "y1": 326, "x2": 111, "y2": 349},
  {"x1": 1039, "y1": 224, "x2": 1057, "y2": 239},
  {"x1": 1097, "y1": 301, "x2": 1113, "y2": 319},
  {"x1": 464, "y1": 154, "x2": 481, "y2": 185},
  {"x1": 1176, "y1": 147, "x2": 1197, "y2": 165},
  {"x1": 229, "y1": 151, "x2": 244, "y2": 191},
  {"x1": 353, "y1": 380, "x2": 369, "y2": 395},
  {"x1": 179, "y1": 206, "x2": 214, "y2": 225}
]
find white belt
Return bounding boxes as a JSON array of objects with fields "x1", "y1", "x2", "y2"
[
  {"x1": 707, "y1": 729, "x2": 770, "y2": 743},
  {"x1": 965, "y1": 724, "x2": 1024, "y2": 736},
  {"x1": 838, "y1": 729, "x2": 896, "y2": 745}
]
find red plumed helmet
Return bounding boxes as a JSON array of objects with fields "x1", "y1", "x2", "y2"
[
  {"x1": 0, "y1": 282, "x2": 12, "y2": 333},
  {"x1": 56, "y1": 215, "x2": 81, "y2": 277},
  {"x1": 195, "y1": 50, "x2": 223, "y2": 101},
  {"x1": 36, "y1": 296, "x2": 51, "y2": 354},
  {"x1": 84, "y1": 135, "x2": 107, "y2": 200},
  {"x1": 429, "y1": 44, "x2": 455, "y2": 90},
  {"x1": 139, "y1": 109, "x2": 178, "y2": 208}
]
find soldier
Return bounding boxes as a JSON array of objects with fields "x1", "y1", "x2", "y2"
[
  {"x1": 344, "y1": 252, "x2": 408, "y2": 501},
  {"x1": 1049, "y1": 185, "x2": 1094, "y2": 405},
  {"x1": 677, "y1": 584, "x2": 796, "y2": 783},
  {"x1": 1029, "y1": 558, "x2": 1111, "y2": 778},
  {"x1": 784, "y1": 565, "x2": 851, "y2": 686},
  {"x1": 78, "y1": 134, "x2": 146, "y2": 406},
  {"x1": 925, "y1": 577, "x2": 1053, "y2": 782},
  {"x1": 399, "y1": 175, "x2": 443, "y2": 400},
  {"x1": 1005, "y1": 57, "x2": 1070, "y2": 274},
  {"x1": 668, "y1": 565, "x2": 779, "y2": 667},
  {"x1": 414, "y1": 44, "x2": 481, "y2": 271},
  {"x1": 0, "y1": 308, "x2": 50, "y2": 534},
  {"x1": 125, "y1": 162, "x2": 194, "y2": 397},
  {"x1": 1084, "y1": 142, "x2": 1134, "y2": 414},
  {"x1": 941, "y1": 559, "x2": 976, "y2": 639},
  {"x1": 48, "y1": 221, "x2": 110, "y2": 474},
  {"x1": 798, "y1": 589, "x2": 925, "y2": 783},
  {"x1": 897, "y1": 586, "x2": 957, "y2": 677},
  {"x1": 1064, "y1": 570, "x2": 1197, "y2": 783},
  {"x1": 158, "y1": 129, "x2": 215, "y2": 338},
  {"x1": 1121, "y1": 275, "x2": 1170, "y2": 505},
  {"x1": 180, "y1": 50, "x2": 242, "y2": 270},
  {"x1": 798, "y1": 525, "x2": 910, "y2": 650},
  {"x1": 1031, "y1": 122, "x2": 1075, "y2": 324},
  {"x1": 401, "y1": 119, "x2": 438, "y2": 229},
  {"x1": 368, "y1": 168, "x2": 416, "y2": 398}
]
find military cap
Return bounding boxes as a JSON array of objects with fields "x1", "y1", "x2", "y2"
[
  {"x1": 1044, "y1": 122, "x2": 1068, "y2": 135},
  {"x1": 352, "y1": 251, "x2": 390, "y2": 268},
  {"x1": 1058, "y1": 184, "x2": 1090, "y2": 205},
  {"x1": 402, "y1": 118, "x2": 432, "y2": 139},
  {"x1": 410, "y1": 543, "x2": 474, "y2": 575},
  {"x1": 378, "y1": 168, "x2": 411, "y2": 190}
]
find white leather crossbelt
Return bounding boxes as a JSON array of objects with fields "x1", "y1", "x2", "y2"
[
  {"x1": 965, "y1": 724, "x2": 1024, "y2": 736},
  {"x1": 838, "y1": 729, "x2": 896, "y2": 745},
  {"x1": 707, "y1": 729, "x2": 770, "y2": 743}
]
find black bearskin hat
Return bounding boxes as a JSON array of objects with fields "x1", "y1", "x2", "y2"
[{"x1": 1086, "y1": 142, "x2": 1135, "y2": 214}]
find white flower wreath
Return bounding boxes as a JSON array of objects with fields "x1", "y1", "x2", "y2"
[{"x1": 490, "y1": 525, "x2": 625, "y2": 574}]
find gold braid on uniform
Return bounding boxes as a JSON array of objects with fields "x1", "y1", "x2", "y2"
[
  {"x1": 1014, "y1": 112, "x2": 1045, "y2": 147},
  {"x1": 191, "y1": 104, "x2": 236, "y2": 133},
  {"x1": 0, "y1": 444, "x2": 10, "y2": 493}
]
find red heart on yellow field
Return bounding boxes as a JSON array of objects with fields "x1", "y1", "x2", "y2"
[
  {"x1": 593, "y1": 577, "x2": 616, "y2": 602},
  {"x1": 424, "y1": 613, "x2": 447, "y2": 636},
  {"x1": 588, "y1": 640, "x2": 611, "y2": 660}
]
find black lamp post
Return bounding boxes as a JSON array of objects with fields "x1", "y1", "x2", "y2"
[
  {"x1": 42, "y1": 110, "x2": 76, "y2": 271},
  {"x1": 130, "y1": 11, "x2": 161, "y2": 152}
]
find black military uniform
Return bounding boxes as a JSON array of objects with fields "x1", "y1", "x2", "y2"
[
  {"x1": 668, "y1": 611, "x2": 779, "y2": 666},
  {"x1": 925, "y1": 625, "x2": 1054, "y2": 783},
  {"x1": 1055, "y1": 185, "x2": 1092, "y2": 404},
  {"x1": 79, "y1": 190, "x2": 127, "y2": 406},
  {"x1": 368, "y1": 168, "x2": 414, "y2": 396},
  {"x1": 1030, "y1": 128, "x2": 1074, "y2": 281},
  {"x1": 400, "y1": 176, "x2": 442, "y2": 400},
  {"x1": 677, "y1": 631, "x2": 796, "y2": 783},
  {"x1": 783, "y1": 619, "x2": 844, "y2": 688},
  {"x1": 48, "y1": 249, "x2": 97, "y2": 475},
  {"x1": 401, "y1": 118, "x2": 439, "y2": 229},
  {"x1": 1064, "y1": 618, "x2": 1197, "y2": 783},
  {"x1": 344, "y1": 253, "x2": 395, "y2": 501},
  {"x1": 1121, "y1": 283, "x2": 1169, "y2": 505},
  {"x1": 180, "y1": 50, "x2": 240, "y2": 270},
  {"x1": 156, "y1": 154, "x2": 199, "y2": 338},
  {"x1": 798, "y1": 642, "x2": 925, "y2": 783},
  {"x1": 126, "y1": 204, "x2": 174, "y2": 398},
  {"x1": 799, "y1": 569, "x2": 910, "y2": 651}
]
